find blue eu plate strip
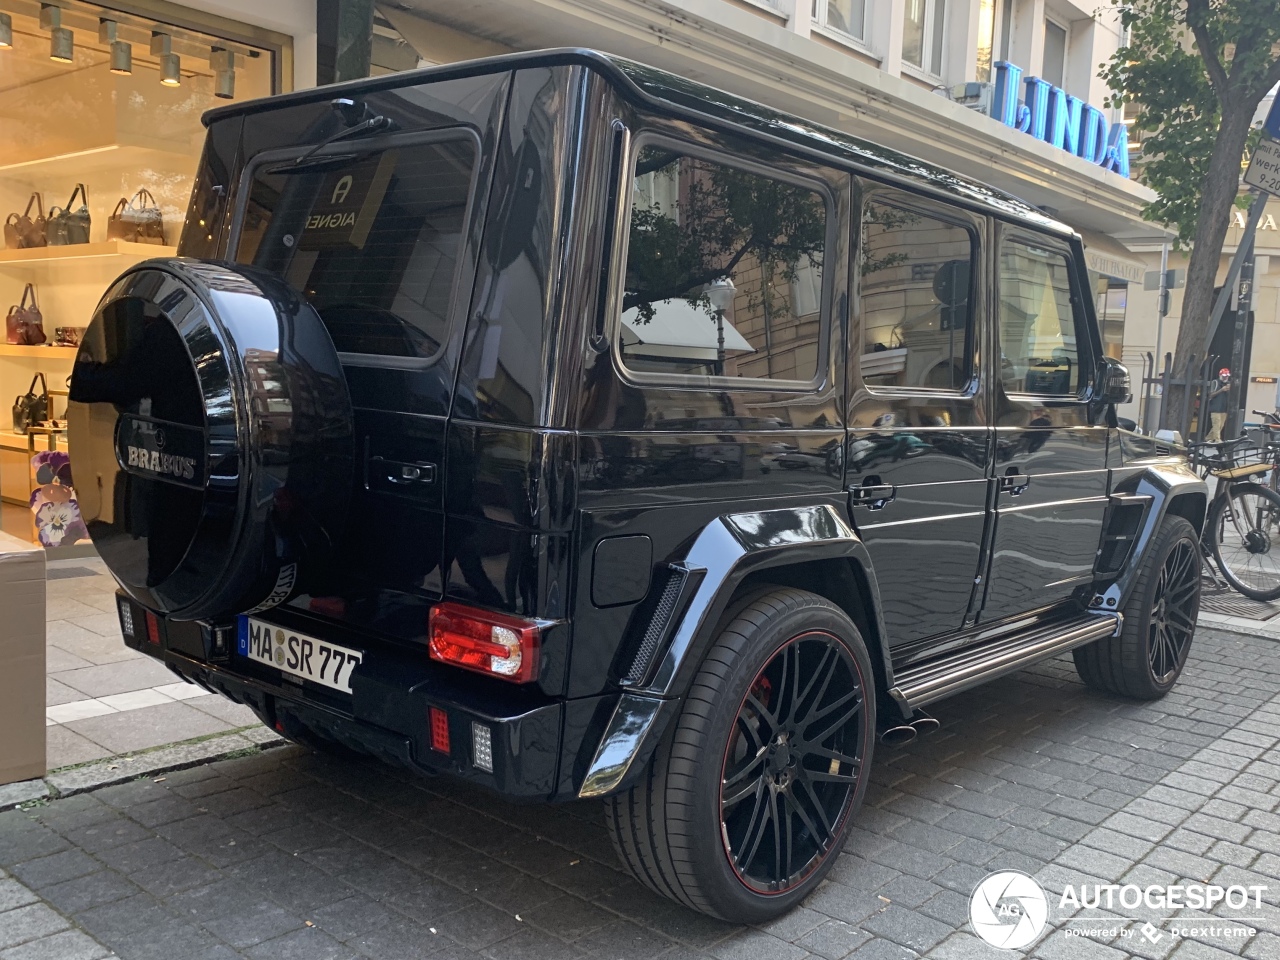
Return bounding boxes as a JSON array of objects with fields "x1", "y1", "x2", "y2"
[{"x1": 236, "y1": 616, "x2": 249, "y2": 656}]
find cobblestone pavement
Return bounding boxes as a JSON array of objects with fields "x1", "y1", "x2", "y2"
[{"x1": 1, "y1": 625, "x2": 1279, "y2": 960}]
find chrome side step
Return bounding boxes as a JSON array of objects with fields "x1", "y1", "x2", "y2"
[{"x1": 890, "y1": 614, "x2": 1121, "y2": 710}]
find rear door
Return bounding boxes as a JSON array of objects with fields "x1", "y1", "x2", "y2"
[
  {"x1": 979, "y1": 228, "x2": 1109, "y2": 622},
  {"x1": 847, "y1": 187, "x2": 991, "y2": 650},
  {"x1": 228, "y1": 72, "x2": 510, "y2": 640}
]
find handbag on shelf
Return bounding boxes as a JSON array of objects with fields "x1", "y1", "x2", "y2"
[
  {"x1": 12, "y1": 372, "x2": 50, "y2": 434},
  {"x1": 4, "y1": 193, "x2": 47, "y2": 250},
  {"x1": 54, "y1": 326, "x2": 84, "y2": 347},
  {"x1": 107, "y1": 189, "x2": 165, "y2": 245},
  {"x1": 46, "y1": 183, "x2": 91, "y2": 245},
  {"x1": 5, "y1": 284, "x2": 45, "y2": 345}
]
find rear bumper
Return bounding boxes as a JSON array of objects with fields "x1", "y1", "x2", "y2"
[{"x1": 116, "y1": 595, "x2": 581, "y2": 800}]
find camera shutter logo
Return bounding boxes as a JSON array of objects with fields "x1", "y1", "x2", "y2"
[{"x1": 969, "y1": 870, "x2": 1049, "y2": 949}]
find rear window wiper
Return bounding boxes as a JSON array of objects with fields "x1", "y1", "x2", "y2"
[{"x1": 295, "y1": 101, "x2": 395, "y2": 166}]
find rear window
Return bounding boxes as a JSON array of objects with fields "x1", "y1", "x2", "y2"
[{"x1": 235, "y1": 134, "x2": 477, "y2": 365}]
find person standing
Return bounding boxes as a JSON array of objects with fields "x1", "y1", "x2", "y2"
[{"x1": 1205, "y1": 369, "x2": 1232, "y2": 442}]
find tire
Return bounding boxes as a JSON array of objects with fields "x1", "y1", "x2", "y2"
[
  {"x1": 606, "y1": 588, "x2": 876, "y2": 922},
  {"x1": 1208, "y1": 483, "x2": 1280, "y2": 602},
  {"x1": 1073, "y1": 515, "x2": 1200, "y2": 699}
]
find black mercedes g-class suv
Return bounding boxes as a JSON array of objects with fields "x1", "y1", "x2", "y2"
[{"x1": 67, "y1": 49, "x2": 1206, "y2": 923}]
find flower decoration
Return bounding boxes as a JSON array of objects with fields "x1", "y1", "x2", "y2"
[{"x1": 34, "y1": 500, "x2": 87, "y2": 547}]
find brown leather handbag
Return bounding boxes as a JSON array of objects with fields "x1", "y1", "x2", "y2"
[
  {"x1": 5, "y1": 284, "x2": 45, "y2": 345},
  {"x1": 5, "y1": 193, "x2": 47, "y2": 249},
  {"x1": 107, "y1": 189, "x2": 165, "y2": 244},
  {"x1": 47, "y1": 184, "x2": 91, "y2": 245}
]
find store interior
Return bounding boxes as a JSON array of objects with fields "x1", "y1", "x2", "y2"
[{"x1": 0, "y1": 0, "x2": 274, "y2": 550}]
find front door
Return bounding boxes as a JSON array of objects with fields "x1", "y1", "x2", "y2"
[
  {"x1": 979, "y1": 229, "x2": 1109, "y2": 623},
  {"x1": 847, "y1": 189, "x2": 991, "y2": 650}
]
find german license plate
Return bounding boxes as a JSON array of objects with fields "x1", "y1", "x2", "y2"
[{"x1": 237, "y1": 617, "x2": 362, "y2": 694}]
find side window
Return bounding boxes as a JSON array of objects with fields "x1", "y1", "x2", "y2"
[
  {"x1": 618, "y1": 144, "x2": 829, "y2": 384},
  {"x1": 998, "y1": 239, "x2": 1083, "y2": 396},
  {"x1": 859, "y1": 199, "x2": 975, "y2": 390}
]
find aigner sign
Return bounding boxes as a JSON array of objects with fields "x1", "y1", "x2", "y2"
[{"x1": 992, "y1": 62, "x2": 1129, "y2": 178}]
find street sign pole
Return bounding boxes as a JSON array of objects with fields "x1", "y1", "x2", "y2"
[
  {"x1": 1204, "y1": 189, "x2": 1267, "y2": 353},
  {"x1": 1228, "y1": 230, "x2": 1256, "y2": 438}
]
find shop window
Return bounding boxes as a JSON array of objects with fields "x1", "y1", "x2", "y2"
[
  {"x1": 618, "y1": 144, "x2": 829, "y2": 384},
  {"x1": 999, "y1": 240, "x2": 1083, "y2": 396},
  {"x1": 237, "y1": 138, "x2": 477, "y2": 363},
  {"x1": 903, "y1": 0, "x2": 947, "y2": 77},
  {"x1": 1043, "y1": 19, "x2": 1068, "y2": 89},
  {"x1": 858, "y1": 199, "x2": 975, "y2": 391},
  {"x1": 815, "y1": 1, "x2": 867, "y2": 42}
]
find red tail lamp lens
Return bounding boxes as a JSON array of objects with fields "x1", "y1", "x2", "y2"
[
  {"x1": 429, "y1": 706, "x2": 450, "y2": 754},
  {"x1": 145, "y1": 611, "x2": 161, "y2": 645},
  {"x1": 428, "y1": 602, "x2": 540, "y2": 683}
]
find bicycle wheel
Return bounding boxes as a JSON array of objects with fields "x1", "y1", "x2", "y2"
[{"x1": 1209, "y1": 483, "x2": 1280, "y2": 601}]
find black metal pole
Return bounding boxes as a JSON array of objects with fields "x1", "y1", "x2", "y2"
[{"x1": 1228, "y1": 233, "x2": 1256, "y2": 440}]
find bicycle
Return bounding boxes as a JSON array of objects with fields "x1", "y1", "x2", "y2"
[
  {"x1": 1251, "y1": 409, "x2": 1280, "y2": 495},
  {"x1": 1189, "y1": 435, "x2": 1280, "y2": 601}
]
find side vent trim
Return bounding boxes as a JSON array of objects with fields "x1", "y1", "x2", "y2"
[{"x1": 621, "y1": 563, "x2": 698, "y2": 687}]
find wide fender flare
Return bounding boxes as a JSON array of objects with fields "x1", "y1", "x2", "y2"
[
  {"x1": 1096, "y1": 461, "x2": 1206, "y2": 612},
  {"x1": 578, "y1": 503, "x2": 891, "y2": 799}
]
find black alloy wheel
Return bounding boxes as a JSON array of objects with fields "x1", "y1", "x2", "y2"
[
  {"x1": 1148, "y1": 539, "x2": 1198, "y2": 685},
  {"x1": 720, "y1": 631, "x2": 866, "y2": 894},
  {"x1": 606, "y1": 588, "x2": 876, "y2": 922}
]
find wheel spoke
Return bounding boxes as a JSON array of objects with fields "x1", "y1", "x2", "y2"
[
  {"x1": 804, "y1": 692, "x2": 862, "y2": 746},
  {"x1": 723, "y1": 752, "x2": 768, "y2": 806},
  {"x1": 785, "y1": 787, "x2": 828, "y2": 850},
  {"x1": 795, "y1": 645, "x2": 835, "y2": 718},
  {"x1": 798, "y1": 776, "x2": 834, "y2": 838},
  {"x1": 735, "y1": 781, "x2": 771, "y2": 871}
]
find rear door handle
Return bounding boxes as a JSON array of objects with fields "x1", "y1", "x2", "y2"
[
  {"x1": 370, "y1": 456, "x2": 436, "y2": 487},
  {"x1": 849, "y1": 483, "x2": 897, "y2": 510},
  {"x1": 1000, "y1": 473, "x2": 1031, "y2": 495}
]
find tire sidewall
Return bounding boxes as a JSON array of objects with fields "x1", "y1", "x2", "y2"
[
  {"x1": 686, "y1": 598, "x2": 876, "y2": 921},
  {"x1": 1128, "y1": 516, "x2": 1200, "y2": 695}
]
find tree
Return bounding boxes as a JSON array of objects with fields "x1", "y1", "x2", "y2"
[{"x1": 1102, "y1": 0, "x2": 1280, "y2": 426}]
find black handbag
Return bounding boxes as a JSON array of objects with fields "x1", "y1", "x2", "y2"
[
  {"x1": 47, "y1": 184, "x2": 91, "y2": 245},
  {"x1": 12, "y1": 372, "x2": 49, "y2": 433}
]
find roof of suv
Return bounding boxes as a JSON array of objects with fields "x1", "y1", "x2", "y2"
[{"x1": 204, "y1": 47, "x2": 1069, "y2": 238}]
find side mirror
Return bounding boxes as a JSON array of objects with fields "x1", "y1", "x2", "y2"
[{"x1": 1098, "y1": 357, "x2": 1132, "y2": 405}]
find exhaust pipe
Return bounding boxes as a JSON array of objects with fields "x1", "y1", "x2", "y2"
[
  {"x1": 909, "y1": 712, "x2": 940, "y2": 737},
  {"x1": 880, "y1": 724, "x2": 917, "y2": 746}
]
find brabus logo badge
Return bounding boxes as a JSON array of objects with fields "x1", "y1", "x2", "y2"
[{"x1": 125, "y1": 445, "x2": 196, "y2": 481}]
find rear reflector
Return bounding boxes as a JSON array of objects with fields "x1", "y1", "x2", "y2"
[
  {"x1": 472, "y1": 722, "x2": 493, "y2": 773},
  {"x1": 429, "y1": 707, "x2": 450, "y2": 754},
  {"x1": 145, "y1": 611, "x2": 161, "y2": 645},
  {"x1": 118, "y1": 601, "x2": 134, "y2": 638},
  {"x1": 428, "y1": 602, "x2": 540, "y2": 683}
]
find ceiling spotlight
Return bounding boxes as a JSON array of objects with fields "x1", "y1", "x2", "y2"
[
  {"x1": 99, "y1": 21, "x2": 131, "y2": 75},
  {"x1": 41, "y1": 5, "x2": 73, "y2": 63},
  {"x1": 211, "y1": 47, "x2": 235, "y2": 99},
  {"x1": 0, "y1": 14, "x2": 13, "y2": 49},
  {"x1": 151, "y1": 33, "x2": 180, "y2": 86}
]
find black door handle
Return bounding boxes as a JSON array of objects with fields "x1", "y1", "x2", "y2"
[
  {"x1": 370, "y1": 456, "x2": 436, "y2": 487},
  {"x1": 849, "y1": 483, "x2": 896, "y2": 510},
  {"x1": 1000, "y1": 473, "x2": 1031, "y2": 495}
]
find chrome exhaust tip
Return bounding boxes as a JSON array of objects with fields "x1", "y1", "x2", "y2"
[
  {"x1": 880, "y1": 724, "x2": 918, "y2": 746},
  {"x1": 910, "y1": 715, "x2": 940, "y2": 736}
]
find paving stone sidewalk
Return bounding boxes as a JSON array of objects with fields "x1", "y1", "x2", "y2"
[{"x1": 2, "y1": 625, "x2": 1279, "y2": 960}]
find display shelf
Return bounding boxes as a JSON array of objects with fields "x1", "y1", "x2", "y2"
[
  {"x1": 0, "y1": 344, "x2": 78, "y2": 359},
  {"x1": 0, "y1": 240, "x2": 178, "y2": 267},
  {"x1": 0, "y1": 139, "x2": 199, "y2": 182}
]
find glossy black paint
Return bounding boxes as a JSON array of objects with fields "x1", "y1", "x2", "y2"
[
  {"x1": 68, "y1": 260, "x2": 353, "y2": 621},
  {"x1": 81, "y1": 52, "x2": 1206, "y2": 804}
]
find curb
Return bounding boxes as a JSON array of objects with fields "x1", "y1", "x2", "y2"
[
  {"x1": 1197, "y1": 612, "x2": 1280, "y2": 642},
  {"x1": 1, "y1": 726, "x2": 288, "y2": 808}
]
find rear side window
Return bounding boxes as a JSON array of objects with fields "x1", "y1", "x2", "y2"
[
  {"x1": 618, "y1": 143, "x2": 830, "y2": 385},
  {"x1": 858, "y1": 199, "x2": 975, "y2": 391},
  {"x1": 998, "y1": 239, "x2": 1083, "y2": 396},
  {"x1": 236, "y1": 135, "x2": 477, "y2": 364}
]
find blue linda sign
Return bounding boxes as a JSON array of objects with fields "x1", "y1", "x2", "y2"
[{"x1": 992, "y1": 61, "x2": 1129, "y2": 177}]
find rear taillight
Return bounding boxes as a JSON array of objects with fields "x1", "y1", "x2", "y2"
[
  {"x1": 145, "y1": 611, "x2": 161, "y2": 645},
  {"x1": 428, "y1": 602, "x2": 540, "y2": 683}
]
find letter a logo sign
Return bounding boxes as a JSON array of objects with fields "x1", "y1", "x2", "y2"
[{"x1": 332, "y1": 175, "x2": 353, "y2": 204}]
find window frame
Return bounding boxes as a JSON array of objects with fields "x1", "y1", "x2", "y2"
[
  {"x1": 901, "y1": 0, "x2": 947, "y2": 79},
  {"x1": 812, "y1": 0, "x2": 868, "y2": 45},
  {"x1": 607, "y1": 130, "x2": 839, "y2": 394},
  {"x1": 854, "y1": 186, "x2": 982, "y2": 399},
  {"x1": 995, "y1": 229, "x2": 1097, "y2": 402},
  {"x1": 228, "y1": 125, "x2": 483, "y2": 373},
  {"x1": 1042, "y1": 16, "x2": 1069, "y2": 90}
]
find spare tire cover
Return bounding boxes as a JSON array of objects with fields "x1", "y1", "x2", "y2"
[{"x1": 68, "y1": 259, "x2": 353, "y2": 621}]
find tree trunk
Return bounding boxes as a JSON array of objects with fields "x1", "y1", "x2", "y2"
[{"x1": 1164, "y1": 103, "x2": 1256, "y2": 432}]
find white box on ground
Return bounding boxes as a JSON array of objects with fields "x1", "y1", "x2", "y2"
[{"x1": 0, "y1": 531, "x2": 46, "y2": 783}]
